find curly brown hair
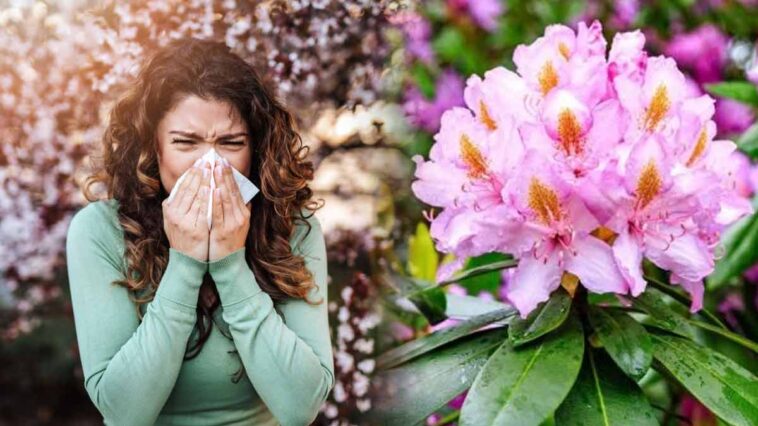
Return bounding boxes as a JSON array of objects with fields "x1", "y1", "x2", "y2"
[{"x1": 82, "y1": 37, "x2": 324, "y2": 364}]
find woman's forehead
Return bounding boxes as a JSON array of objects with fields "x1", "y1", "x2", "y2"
[{"x1": 160, "y1": 95, "x2": 247, "y2": 136}]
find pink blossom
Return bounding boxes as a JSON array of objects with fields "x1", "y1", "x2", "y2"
[
  {"x1": 446, "y1": 0, "x2": 504, "y2": 32},
  {"x1": 747, "y1": 55, "x2": 758, "y2": 84},
  {"x1": 714, "y1": 99, "x2": 755, "y2": 136},
  {"x1": 390, "y1": 11, "x2": 434, "y2": 64},
  {"x1": 664, "y1": 24, "x2": 728, "y2": 84},
  {"x1": 403, "y1": 69, "x2": 466, "y2": 133},
  {"x1": 410, "y1": 21, "x2": 753, "y2": 318}
]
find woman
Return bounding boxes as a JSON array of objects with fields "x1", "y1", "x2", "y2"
[{"x1": 65, "y1": 38, "x2": 334, "y2": 426}]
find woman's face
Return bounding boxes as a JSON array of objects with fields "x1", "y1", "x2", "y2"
[{"x1": 156, "y1": 94, "x2": 252, "y2": 194}]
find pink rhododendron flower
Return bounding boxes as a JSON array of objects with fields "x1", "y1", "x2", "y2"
[
  {"x1": 403, "y1": 68, "x2": 466, "y2": 133},
  {"x1": 446, "y1": 0, "x2": 504, "y2": 32},
  {"x1": 409, "y1": 20, "x2": 754, "y2": 318}
]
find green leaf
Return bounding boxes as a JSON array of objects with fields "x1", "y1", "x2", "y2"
[
  {"x1": 650, "y1": 333, "x2": 758, "y2": 426},
  {"x1": 377, "y1": 308, "x2": 516, "y2": 370},
  {"x1": 445, "y1": 293, "x2": 516, "y2": 320},
  {"x1": 705, "y1": 81, "x2": 758, "y2": 107},
  {"x1": 388, "y1": 272, "x2": 448, "y2": 326},
  {"x1": 688, "y1": 319, "x2": 758, "y2": 354},
  {"x1": 409, "y1": 62, "x2": 436, "y2": 99},
  {"x1": 588, "y1": 307, "x2": 653, "y2": 380},
  {"x1": 632, "y1": 288, "x2": 696, "y2": 339},
  {"x1": 555, "y1": 349, "x2": 658, "y2": 425},
  {"x1": 736, "y1": 123, "x2": 758, "y2": 159},
  {"x1": 369, "y1": 327, "x2": 508, "y2": 426},
  {"x1": 509, "y1": 288, "x2": 572, "y2": 347},
  {"x1": 459, "y1": 310, "x2": 585, "y2": 426},
  {"x1": 408, "y1": 222, "x2": 439, "y2": 282},
  {"x1": 709, "y1": 212, "x2": 758, "y2": 289},
  {"x1": 457, "y1": 253, "x2": 514, "y2": 294},
  {"x1": 438, "y1": 257, "x2": 518, "y2": 286},
  {"x1": 408, "y1": 285, "x2": 448, "y2": 325},
  {"x1": 645, "y1": 275, "x2": 727, "y2": 329},
  {"x1": 431, "y1": 26, "x2": 486, "y2": 75}
]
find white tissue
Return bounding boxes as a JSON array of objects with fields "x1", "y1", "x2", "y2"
[{"x1": 166, "y1": 148, "x2": 259, "y2": 230}]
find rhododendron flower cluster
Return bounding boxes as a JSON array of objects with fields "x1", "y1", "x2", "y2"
[{"x1": 410, "y1": 21, "x2": 754, "y2": 318}]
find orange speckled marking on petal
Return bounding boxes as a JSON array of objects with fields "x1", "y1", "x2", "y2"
[
  {"x1": 636, "y1": 160, "x2": 662, "y2": 209},
  {"x1": 528, "y1": 177, "x2": 563, "y2": 224},
  {"x1": 685, "y1": 128, "x2": 708, "y2": 167},
  {"x1": 643, "y1": 85, "x2": 670, "y2": 132},
  {"x1": 558, "y1": 43, "x2": 571, "y2": 61},
  {"x1": 459, "y1": 134, "x2": 489, "y2": 179},
  {"x1": 538, "y1": 61, "x2": 559, "y2": 96},
  {"x1": 557, "y1": 108, "x2": 583, "y2": 156},
  {"x1": 479, "y1": 100, "x2": 497, "y2": 131}
]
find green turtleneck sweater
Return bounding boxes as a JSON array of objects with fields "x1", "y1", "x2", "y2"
[{"x1": 65, "y1": 199, "x2": 335, "y2": 426}]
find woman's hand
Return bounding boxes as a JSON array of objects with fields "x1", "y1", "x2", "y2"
[
  {"x1": 163, "y1": 161, "x2": 212, "y2": 262},
  {"x1": 209, "y1": 157, "x2": 252, "y2": 262}
]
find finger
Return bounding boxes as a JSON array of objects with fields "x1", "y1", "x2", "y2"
[
  {"x1": 173, "y1": 158, "x2": 202, "y2": 207},
  {"x1": 213, "y1": 187, "x2": 224, "y2": 228},
  {"x1": 222, "y1": 160, "x2": 245, "y2": 217},
  {"x1": 174, "y1": 166, "x2": 198, "y2": 213},
  {"x1": 178, "y1": 167, "x2": 202, "y2": 215},
  {"x1": 191, "y1": 186, "x2": 207, "y2": 229},
  {"x1": 200, "y1": 162, "x2": 212, "y2": 192},
  {"x1": 219, "y1": 182, "x2": 235, "y2": 226}
]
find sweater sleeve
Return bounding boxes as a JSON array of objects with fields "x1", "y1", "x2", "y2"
[
  {"x1": 66, "y1": 203, "x2": 208, "y2": 426},
  {"x1": 208, "y1": 214, "x2": 335, "y2": 426}
]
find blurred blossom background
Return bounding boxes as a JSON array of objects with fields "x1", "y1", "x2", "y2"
[
  {"x1": 0, "y1": 0, "x2": 412, "y2": 423},
  {"x1": 2, "y1": 0, "x2": 758, "y2": 425}
]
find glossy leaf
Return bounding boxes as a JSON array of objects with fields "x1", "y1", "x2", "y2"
[
  {"x1": 445, "y1": 293, "x2": 516, "y2": 321},
  {"x1": 408, "y1": 285, "x2": 448, "y2": 325},
  {"x1": 459, "y1": 311, "x2": 584, "y2": 426},
  {"x1": 632, "y1": 288, "x2": 695, "y2": 338},
  {"x1": 456, "y1": 252, "x2": 514, "y2": 294},
  {"x1": 388, "y1": 272, "x2": 449, "y2": 326},
  {"x1": 645, "y1": 275, "x2": 727, "y2": 329},
  {"x1": 555, "y1": 349, "x2": 658, "y2": 425},
  {"x1": 438, "y1": 257, "x2": 518, "y2": 286},
  {"x1": 509, "y1": 288, "x2": 572, "y2": 347},
  {"x1": 588, "y1": 307, "x2": 652, "y2": 380},
  {"x1": 736, "y1": 123, "x2": 758, "y2": 159},
  {"x1": 651, "y1": 333, "x2": 758, "y2": 426},
  {"x1": 377, "y1": 308, "x2": 516, "y2": 370},
  {"x1": 709, "y1": 212, "x2": 758, "y2": 289},
  {"x1": 369, "y1": 327, "x2": 508, "y2": 426},
  {"x1": 705, "y1": 81, "x2": 758, "y2": 106}
]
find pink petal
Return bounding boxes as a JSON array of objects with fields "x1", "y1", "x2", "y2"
[
  {"x1": 612, "y1": 231, "x2": 647, "y2": 296},
  {"x1": 504, "y1": 252, "x2": 563, "y2": 318},
  {"x1": 670, "y1": 273, "x2": 704, "y2": 313},
  {"x1": 645, "y1": 227, "x2": 714, "y2": 283},
  {"x1": 565, "y1": 235, "x2": 628, "y2": 294}
]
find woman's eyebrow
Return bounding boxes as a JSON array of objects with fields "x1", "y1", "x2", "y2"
[{"x1": 169, "y1": 130, "x2": 247, "y2": 140}]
